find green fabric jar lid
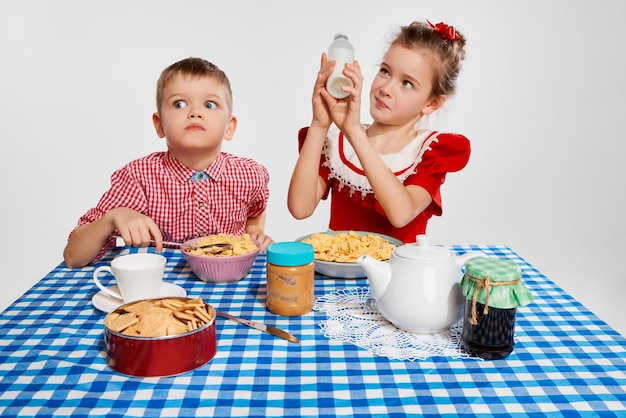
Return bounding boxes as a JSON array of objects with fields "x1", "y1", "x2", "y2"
[
  {"x1": 465, "y1": 257, "x2": 521, "y2": 282},
  {"x1": 267, "y1": 242, "x2": 314, "y2": 266},
  {"x1": 461, "y1": 257, "x2": 533, "y2": 309}
]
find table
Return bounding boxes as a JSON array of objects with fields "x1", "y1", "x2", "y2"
[{"x1": 1, "y1": 245, "x2": 625, "y2": 417}]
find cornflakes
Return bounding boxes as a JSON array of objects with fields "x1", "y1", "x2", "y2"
[
  {"x1": 183, "y1": 233, "x2": 257, "y2": 257},
  {"x1": 302, "y1": 231, "x2": 396, "y2": 262}
]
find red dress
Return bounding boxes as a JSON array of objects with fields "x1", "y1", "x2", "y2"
[{"x1": 298, "y1": 125, "x2": 471, "y2": 243}]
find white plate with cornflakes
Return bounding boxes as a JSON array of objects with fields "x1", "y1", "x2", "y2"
[{"x1": 295, "y1": 230, "x2": 402, "y2": 279}]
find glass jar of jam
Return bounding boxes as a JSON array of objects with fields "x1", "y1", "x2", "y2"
[
  {"x1": 266, "y1": 242, "x2": 315, "y2": 316},
  {"x1": 460, "y1": 257, "x2": 533, "y2": 360}
]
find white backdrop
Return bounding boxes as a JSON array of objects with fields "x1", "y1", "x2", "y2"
[{"x1": 1, "y1": 1, "x2": 625, "y2": 335}]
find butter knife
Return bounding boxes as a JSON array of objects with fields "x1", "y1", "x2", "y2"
[{"x1": 215, "y1": 310, "x2": 299, "y2": 344}]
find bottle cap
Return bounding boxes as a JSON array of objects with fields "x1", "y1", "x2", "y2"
[
  {"x1": 267, "y1": 242, "x2": 314, "y2": 266},
  {"x1": 333, "y1": 32, "x2": 349, "y2": 41}
]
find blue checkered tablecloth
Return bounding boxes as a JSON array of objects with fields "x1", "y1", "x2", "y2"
[{"x1": 0, "y1": 245, "x2": 625, "y2": 417}]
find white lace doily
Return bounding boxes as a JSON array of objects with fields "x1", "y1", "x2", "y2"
[{"x1": 314, "y1": 287, "x2": 475, "y2": 361}]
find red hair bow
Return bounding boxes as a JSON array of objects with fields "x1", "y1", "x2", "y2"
[{"x1": 427, "y1": 20, "x2": 461, "y2": 41}]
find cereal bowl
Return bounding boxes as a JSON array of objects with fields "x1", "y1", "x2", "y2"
[
  {"x1": 104, "y1": 297, "x2": 217, "y2": 377},
  {"x1": 296, "y1": 230, "x2": 402, "y2": 279},
  {"x1": 181, "y1": 235, "x2": 260, "y2": 283}
]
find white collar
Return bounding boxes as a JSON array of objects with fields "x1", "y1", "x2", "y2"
[{"x1": 323, "y1": 125, "x2": 439, "y2": 197}]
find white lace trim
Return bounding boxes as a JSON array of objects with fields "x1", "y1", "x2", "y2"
[
  {"x1": 323, "y1": 125, "x2": 439, "y2": 198},
  {"x1": 314, "y1": 287, "x2": 475, "y2": 361}
]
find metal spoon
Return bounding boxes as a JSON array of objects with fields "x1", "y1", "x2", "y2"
[
  {"x1": 113, "y1": 235, "x2": 232, "y2": 253},
  {"x1": 182, "y1": 242, "x2": 233, "y2": 254}
]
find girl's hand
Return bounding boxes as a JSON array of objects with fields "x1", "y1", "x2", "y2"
[
  {"x1": 323, "y1": 60, "x2": 364, "y2": 137},
  {"x1": 310, "y1": 53, "x2": 335, "y2": 129}
]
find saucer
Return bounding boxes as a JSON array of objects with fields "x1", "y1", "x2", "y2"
[{"x1": 92, "y1": 282, "x2": 187, "y2": 313}]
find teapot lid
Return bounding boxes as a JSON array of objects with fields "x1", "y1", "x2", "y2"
[{"x1": 394, "y1": 235, "x2": 453, "y2": 260}]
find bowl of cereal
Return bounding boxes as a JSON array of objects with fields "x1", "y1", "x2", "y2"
[
  {"x1": 295, "y1": 230, "x2": 402, "y2": 279},
  {"x1": 181, "y1": 233, "x2": 260, "y2": 283},
  {"x1": 104, "y1": 297, "x2": 216, "y2": 377}
]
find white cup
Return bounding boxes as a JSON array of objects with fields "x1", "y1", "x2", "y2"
[{"x1": 93, "y1": 253, "x2": 167, "y2": 303}]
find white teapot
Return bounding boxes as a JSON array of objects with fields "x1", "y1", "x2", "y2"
[{"x1": 357, "y1": 235, "x2": 485, "y2": 333}]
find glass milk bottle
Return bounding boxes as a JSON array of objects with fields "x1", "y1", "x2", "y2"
[{"x1": 326, "y1": 32, "x2": 355, "y2": 99}]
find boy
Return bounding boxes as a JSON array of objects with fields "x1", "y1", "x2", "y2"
[{"x1": 64, "y1": 57, "x2": 272, "y2": 268}]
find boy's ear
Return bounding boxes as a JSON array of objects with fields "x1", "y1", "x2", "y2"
[
  {"x1": 422, "y1": 94, "x2": 446, "y2": 115},
  {"x1": 223, "y1": 115, "x2": 237, "y2": 141},
  {"x1": 152, "y1": 112, "x2": 165, "y2": 138}
]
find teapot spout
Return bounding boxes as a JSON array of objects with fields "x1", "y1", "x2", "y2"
[
  {"x1": 454, "y1": 251, "x2": 486, "y2": 268},
  {"x1": 357, "y1": 254, "x2": 392, "y2": 300}
]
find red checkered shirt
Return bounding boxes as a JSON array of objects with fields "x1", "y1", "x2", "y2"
[{"x1": 72, "y1": 151, "x2": 270, "y2": 263}]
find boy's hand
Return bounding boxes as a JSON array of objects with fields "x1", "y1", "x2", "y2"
[
  {"x1": 108, "y1": 207, "x2": 164, "y2": 253},
  {"x1": 63, "y1": 207, "x2": 162, "y2": 268},
  {"x1": 247, "y1": 231, "x2": 273, "y2": 253},
  {"x1": 245, "y1": 212, "x2": 272, "y2": 252}
]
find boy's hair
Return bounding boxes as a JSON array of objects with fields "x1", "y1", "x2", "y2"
[
  {"x1": 391, "y1": 21, "x2": 467, "y2": 97},
  {"x1": 155, "y1": 57, "x2": 233, "y2": 114}
]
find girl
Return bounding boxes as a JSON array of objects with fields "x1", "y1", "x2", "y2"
[{"x1": 288, "y1": 21, "x2": 471, "y2": 243}]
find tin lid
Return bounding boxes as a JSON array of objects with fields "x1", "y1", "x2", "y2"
[
  {"x1": 461, "y1": 257, "x2": 533, "y2": 309},
  {"x1": 267, "y1": 242, "x2": 314, "y2": 266}
]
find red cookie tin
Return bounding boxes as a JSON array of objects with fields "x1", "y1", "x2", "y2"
[{"x1": 103, "y1": 297, "x2": 217, "y2": 377}]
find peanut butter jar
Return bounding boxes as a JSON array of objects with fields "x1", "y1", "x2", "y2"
[{"x1": 266, "y1": 242, "x2": 315, "y2": 316}]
